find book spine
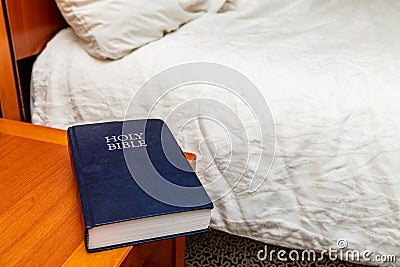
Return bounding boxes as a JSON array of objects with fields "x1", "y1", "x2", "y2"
[{"x1": 67, "y1": 128, "x2": 94, "y2": 230}]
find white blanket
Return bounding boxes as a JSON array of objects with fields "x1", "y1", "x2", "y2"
[{"x1": 32, "y1": 0, "x2": 400, "y2": 264}]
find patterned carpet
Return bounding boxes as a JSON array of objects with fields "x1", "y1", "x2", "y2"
[{"x1": 185, "y1": 229, "x2": 367, "y2": 267}]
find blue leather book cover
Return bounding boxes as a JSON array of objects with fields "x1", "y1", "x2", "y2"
[{"x1": 67, "y1": 119, "x2": 213, "y2": 252}]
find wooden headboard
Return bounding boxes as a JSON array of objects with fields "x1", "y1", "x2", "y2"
[
  {"x1": 0, "y1": 0, "x2": 66, "y2": 121},
  {"x1": 5, "y1": 0, "x2": 67, "y2": 59}
]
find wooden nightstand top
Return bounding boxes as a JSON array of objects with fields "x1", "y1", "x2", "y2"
[
  {"x1": 0, "y1": 119, "x2": 134, "y2": 266},
  {"x1": 0, "y1": 119, "x2": 187, "y2": 267}
]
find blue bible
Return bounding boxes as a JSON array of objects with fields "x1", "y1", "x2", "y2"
[{"x1": 68, "y1": 119, "x2": 213, "y2": 252}]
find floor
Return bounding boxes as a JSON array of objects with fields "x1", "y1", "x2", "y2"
[{"x1": 185, "y1": 229, "x2": 368, "y2": 267}]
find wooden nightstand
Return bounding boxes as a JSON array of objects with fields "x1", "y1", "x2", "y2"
[{"x1": 0, "y1": 119, "x2": 186, "y2": 267}]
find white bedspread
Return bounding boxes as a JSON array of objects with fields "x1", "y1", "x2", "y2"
[{"x1": 32, "y1": 0, "x2": 400, "y2": 264}]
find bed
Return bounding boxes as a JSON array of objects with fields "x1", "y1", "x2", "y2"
[{"x1": 26, "y1": 0, "x2": 400, "y2": 265}]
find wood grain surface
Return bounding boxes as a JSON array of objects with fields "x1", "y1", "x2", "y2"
[
  {"x1": 4, "y1": 0, "x2": 67, "y2": 60},
  {"x1": 0, "y1": 3, "x2": 20, "y2": 120},
  {"x1": 0, "y1": 119, "x2": 186, "y2": 267}
]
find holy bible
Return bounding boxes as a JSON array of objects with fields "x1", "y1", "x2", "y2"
[{"x1": 67, "y1": 119, "x2": 213, "y2": 252}]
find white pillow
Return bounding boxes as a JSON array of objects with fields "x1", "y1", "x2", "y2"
[
  {"x1": 56, "y1": 0, "x2": 226, "y2": 59},
  {"x1": 180, "y1": 0, "x2": 227, "y2": 13}
]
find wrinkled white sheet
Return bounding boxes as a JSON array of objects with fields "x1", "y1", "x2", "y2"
[{"x1": 32, "y1": 0, "x2": 400, "y2": 264}]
